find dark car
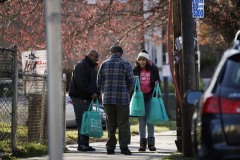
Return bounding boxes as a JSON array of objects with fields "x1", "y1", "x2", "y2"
[{"x1": 184, "y1": 41, "x2": 240, "y2": 160}]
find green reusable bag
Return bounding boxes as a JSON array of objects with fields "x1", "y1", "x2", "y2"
[
  {"x1": 157, "y1": 85, "x2": 169, "y2": 122},
  {"x1": 147, "y1": 84, "x2": 169, "y2": 124},
  {"x1": 80, "y1": 100, "x2": 103, "y2": 138},
  {"x1": 129, "y1": 76, "x2": 145, "y2": 116}
]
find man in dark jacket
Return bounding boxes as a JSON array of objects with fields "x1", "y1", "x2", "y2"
[{"x1": 69, "y1": 49, "x2": 100, "y2": 152}]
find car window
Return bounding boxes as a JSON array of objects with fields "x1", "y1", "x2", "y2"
[
  {"x1": 235, "y1": 68, "x2": 240, "y2": 85},
  {"x1": 221, "y1": 55, "x2": 240, "y2": 88}
]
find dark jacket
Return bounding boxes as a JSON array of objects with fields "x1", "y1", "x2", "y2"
[
  {"x1": 133, "y1": 63, "x2": 161, "y2": 98},
  {"x1": 69, "y1": 56, "x2": 100, "y2": 100}
]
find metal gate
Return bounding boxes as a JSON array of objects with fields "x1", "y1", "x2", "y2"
[{"x1": 0, "y1": 45, "x2": 18, "y2": 153}]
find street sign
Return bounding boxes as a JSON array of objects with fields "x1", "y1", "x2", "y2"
[
  {"x1": 192, "y1": 0, "x2": 204, "y2": 18},
  {"x1": 22, "y1": 50, "x2": 47, "y2": 75}
]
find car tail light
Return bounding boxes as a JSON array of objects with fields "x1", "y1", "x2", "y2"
[
  {"x1": 220, "y1": 97, "x2": 240, "y2": 114},
  {"x1": 202, "y1": 96, "x2": 240, "y2": 114},
  {"x1": 202, "y1": 96, "x2": 220, "y2": 114}
]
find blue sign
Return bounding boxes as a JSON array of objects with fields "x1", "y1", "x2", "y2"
[{"x1": 192, "y1": 0, "x2": 204, "y2": 18}]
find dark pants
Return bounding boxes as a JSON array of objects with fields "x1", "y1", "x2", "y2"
[
  {"x1": 104, "y1": 104, "x2": 131, "y2": 150},
  {"x1": 71, "y1": 97, "x2": 90, "y2": 147}
]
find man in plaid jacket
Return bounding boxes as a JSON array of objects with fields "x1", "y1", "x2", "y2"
[{"x1": 97, "y1": 46, "x2": 134, "y2": 155}]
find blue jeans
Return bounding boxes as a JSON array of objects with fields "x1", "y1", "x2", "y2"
[{"x1": 139, "y1": 97, "x2": 154, "y2": 138}]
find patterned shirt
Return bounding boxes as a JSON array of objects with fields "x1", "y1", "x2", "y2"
[
  {"x1": 97, "y1": 54, "x2": 134, "y2": 105},
  {"x1": 140, "y1": 68, "x2": 152, "y2": 94}
]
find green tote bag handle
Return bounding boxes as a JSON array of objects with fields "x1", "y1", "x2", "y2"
[
  {"x1": 134, "y1": 76, "x2": 141, "y2": 91},
  {"x1": 88, "y1": 99, "x2": 100, "y2": 112},
  {"x1": 129, "y1": 76, "x2": 145, "y2": 116}
]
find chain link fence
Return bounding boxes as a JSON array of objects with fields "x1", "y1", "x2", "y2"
[
  {"x1": 21, "y1": 75, "x2": 66, "y2": 146},
  {"x1": 0, "y1": 47, "x2": 66, "y2": 154},
  {"x1": 0, "y1": 46, "x2": 17, "y2": 152}
]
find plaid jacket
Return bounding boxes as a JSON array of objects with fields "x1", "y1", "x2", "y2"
[{"x1": 97, "y1": 54, "x2": 134, "y2": 105}]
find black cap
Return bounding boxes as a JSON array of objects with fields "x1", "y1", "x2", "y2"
[{"x1": 110, "y1": 46, "x2": 123, "y2": 54}]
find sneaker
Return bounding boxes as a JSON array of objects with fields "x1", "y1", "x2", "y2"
[
  {"x1": 120, "y1": 147, "x2": 132, "y2": 155},
  {"x1": 107, "y1": 149, "x2": 115, "y2": 155},
  {"x1": 78, "y1": 145, "x2": 96, "y2": 152}
]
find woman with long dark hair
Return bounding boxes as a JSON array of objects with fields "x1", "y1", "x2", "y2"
[{"x1": 133, "y1": 49, "x2": 161, "y2": 151}]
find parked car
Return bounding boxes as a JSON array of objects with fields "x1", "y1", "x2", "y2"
[
  {"x1": 65, "y1": 94, "x2": 106, "y2": 129},
  {"x1": 65, "y1": 95, "x2": 76, "y2": 127},
  {"x1": 184, "y1": 41, "x2": 240, "y2": 159}
]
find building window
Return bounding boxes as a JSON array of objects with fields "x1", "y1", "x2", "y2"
[
  {"x1": 87, "y1": 0, "x2": 97, "y2": 4},
  {"x1": 87, "y1": 0, "x2": 127, "y2": 4},
  {"x1": 162, "y1": 44, "x2": 167, "y2": 64},
  {"x1": 118, "y1": 0, "x2": 128, "y2": 3}
]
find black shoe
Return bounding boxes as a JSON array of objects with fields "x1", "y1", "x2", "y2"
[
  {"x1": 138, "y1": 147, "x2": 146, "y2": 151},
  {"x1": 107, "y1": 149, "x2": 115, "y2": 155},
  {"x1": 78, "y1": 145, "x2": 96, "y2": 151},
  {"x1": 120, "y1": 147, "x2": 132, "y2": 155},
  {"x1": 148, "y1": 146, "x2": 156, "y2": 151},
  {"x1": 148, "y1": 137, "x2": 156, "y2": 151},
  {"x1": 138, "y1": 138, "x2": 147, "y2": 151},
  {"x1": 88, "y1": 146, "x2": 96, "y2": 151}
]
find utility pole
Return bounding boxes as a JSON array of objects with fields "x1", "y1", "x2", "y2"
[{"x1": 180, "y1": 0, "x2": 196, "y2": 157}]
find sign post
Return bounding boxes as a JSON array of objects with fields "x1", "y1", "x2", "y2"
[
  {"x1": 192, "y1": 0, "x2": 204, "y2": 18},
  {"x1": 45, "y1": 0, "x2": 63, "y2": 159}
]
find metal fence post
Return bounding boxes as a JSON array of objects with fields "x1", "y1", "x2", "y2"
[{"x1": 12, "y1": 44, "x2": 18, "y2": 153}]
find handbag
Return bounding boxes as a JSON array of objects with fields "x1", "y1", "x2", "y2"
[
  {"x1": 129, "y1": 76, "x2": 145, "y2": 116},
  {"x1": 147, "y1": 84, "x2": 169, "y2": 124},
  {"x1": 80, "y1": 99, "x2": 103, "y2": 138}
]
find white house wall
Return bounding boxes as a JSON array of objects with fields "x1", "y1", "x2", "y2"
[{"x1": 144, "y1": 32, "x2": 164, "y2": 68}]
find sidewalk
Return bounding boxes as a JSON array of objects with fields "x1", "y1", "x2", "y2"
[{"x1": 21, "y1": 130, "x2": 177, "y2": 160}]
